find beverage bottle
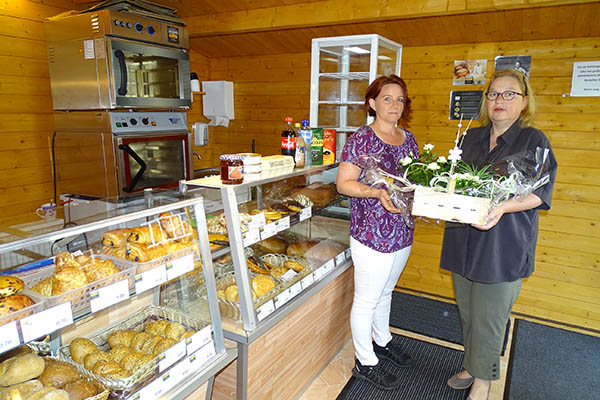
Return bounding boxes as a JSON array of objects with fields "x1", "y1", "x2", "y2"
[
  {"x1": 281, "y1": 116, "x2": 296, "y2": 161},
  {"x1": 294, "y1": 122, "x2": 306, "y2": 168},
  {"x1": 298, "y1": 120, "x2": 313, "y2": 168}
]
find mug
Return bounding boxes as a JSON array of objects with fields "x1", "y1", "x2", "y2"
[{"x1": 36, "y1": 203, "x2": 57, "y2": 220}]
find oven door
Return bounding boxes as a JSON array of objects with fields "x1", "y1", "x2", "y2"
[
  {"x1": 117, "y1": 132, "x2": 191, "y2": 193},
  {"x1": 109, "y1": 39, "x2": 191, "y2": 109}
]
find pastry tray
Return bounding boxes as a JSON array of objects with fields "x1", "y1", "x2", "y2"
[
  {"x1": 17, "y1": 254, "x2": 135, "y2": 314},
  {"x1": 58, "y1": 305, "x2": 212, "y2": 395},
  {"x1": 103, "y1": 245, "x2": 195, "y2": 275},
  {"x1": 44, "y1": 355, "x2": 110, "y2": 400},
  {"x1": 0, "y1": 291, "x2": 46, "y2": 327}
]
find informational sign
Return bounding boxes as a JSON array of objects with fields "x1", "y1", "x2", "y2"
[
  {"x1": 165, "y1": 253, "x2": 194, "y2": 281},
  {"x1": 134, "y1": 265, "x2": 167, "y2": 294},
  {"x1": 21, "y1": 302, "x2": 73, "y2": 343},
  {"x1": 0, "y1": 322, "x2": 20, "y2": 353},
  {"x1": 449, "y1": 91, "x2": 483, "y2": 120},
  {"x1": 494, "y1": 55, "x2": 531, "y2": 77},
  {"x1": 453, "y1": 59, "x2": 487, "y2": 85},
  {"x1": 570, "y1": 61, "x2": 600, "y2": 97},
  {"x1": 90, "y1": 279, "x2": 130, "y2": 313}
]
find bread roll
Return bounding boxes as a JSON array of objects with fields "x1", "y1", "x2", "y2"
[
  {"x1": 128, "y1": 223, "x2": 168, "y2": 245},
  {"x1": 51, "y1": 265, "x2": 87, "y2": 295},
  {"x1": 101, "y1": 228, "x2": 132, "y2": 248},
  {"x1": 165, "y1": 322, "x2": 186, "y2": 341},
  {"x1": 107, "y1": 330, "x2": 136, "y2": 348},
  {"x1": 224, "y1": 285, "x2": 239, "y2": 302},
  {"x1": 120, "y1": 352, "x2": 144, "y2": 373},
  {"x1": 141, "y1": 335, "x2": 163, "y2": 354},
  {"x1": 130, "y1": 332, "x2": 153, "y2": 353},
  {"x1": 39, "y1": 359, "x2": 80, "y2": 388},
  {"x1": 69, "y1": 337, "x2": 98, "y2": 364},
  {"x1": 255, "y1": 237, "x2": 288, "y2": 254},
  {"x1": 92, "y1": 360, "x2": 127, "y2": 378},
  {"x1": 107, "y1": 344, "x2": 131, "y2": 363},
  {"x1": 152, "y1": 338, "x2": 177, "y2": 356},
  {"x1": 81, "y1": 259, "x2": 119, "y2": 283},
  {"x1": 0, "y1": 294, "x2": 35, "y2": 316},
  {"x1": 83, "y1": 351, "x2": 109, "y2": 371},
  {"x1": 269, "y1": 266, "x2": 289, "y2": 279},
  {"x1": 0, "y1": 379, "x2": 43, "y2": 400},
  {"x1": 63, "y1": 379, "x2": 98, "y2": 400},
  {"x1": 0, "y1": 276, "x2": 24, "y2": 299},
  {"x1": 144, "y1": 320, "x2": 170, "y2": 337},
  {"x1": 24, "y1": 387, "x2": 69, "y2": 400},
  {"x1": 0, "y1": 353, "x2": 45, "y2": 387}
]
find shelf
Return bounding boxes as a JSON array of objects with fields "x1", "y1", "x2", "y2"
[{"x1": 318, "y1": 72, "x2": 370, "y2": 80}]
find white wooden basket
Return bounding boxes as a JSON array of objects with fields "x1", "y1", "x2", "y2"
[{"x1": 411, "y1": 186, "x2": 491, "y2": 225}]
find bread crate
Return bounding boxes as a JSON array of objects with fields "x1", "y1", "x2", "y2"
[{"x1": 411, "y1": 186, "x2": 491, "y2": 225}]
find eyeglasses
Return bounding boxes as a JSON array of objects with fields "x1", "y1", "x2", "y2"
[{"x1": 485, "y1": 90, "x2": 524, "y2": 101}]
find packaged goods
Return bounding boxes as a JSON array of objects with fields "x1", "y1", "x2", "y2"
[
  {"x1": 311, "y1": 128, "x2": 323, "y2": 165},
  {"x1": 281, "y1": 117, "x2": 296, "y2": 160},
  {"x1": 238, "y1": 153, "x2": 262, "y2": 182},
  {"x1": 219, "y1": 154, "x2": 244, "y2": 184},
  {"x1": 294, "y1": 123, "x2": 306, "y2": 168},
  {"x1": 299, "y1": 120, "x2": 313, "y2": 168},
  {"x1": 323, "y1": 129, "x2": 336, "y2": 164}
]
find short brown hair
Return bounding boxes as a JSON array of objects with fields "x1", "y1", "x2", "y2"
[
  {"x1": 479, "y1": 69, "x2": 536, "y2": 127},
  {"x1": 365, "y1": 75, "x2": 412, "y2": 129}
]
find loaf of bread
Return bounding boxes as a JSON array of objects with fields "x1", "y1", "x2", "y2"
[
  {"x1": 0, "y1": 294, "x2": 35, "y2": 317},
  {"x1": 101, "y1": 228, "x2": 132, "y2": 248},
  {"x1": 0, "y1": 276, "x2": 24, "y2": 299},
  {"x1": 285, "y1": 239, "x2": 320, "y2": 258},
  {"x1": 23, "y1": 387, "x2": 69, "y2": 400},
  {"x1": 81, "y1": 259, "x2": 119, "y2": 282},
  {"x1": 63, "y1": 379, "x2": 98, "y2": 400},
  {"x1": 255, "y1": 236, "x2": 288, "y2": 254},
  {"x1": 287, "y1": 239, "x2": 345, "y2": 263},
  {"x1": 39, "y1": 359, "x2": 80, "y2": 388},
  {"x1": 0, "y1": 353, "x2": 45, "y2": 387},
  {"x1": 69, "y1": 337, "x2": 98, "y2": 364},
  {"x1": 290, "y1": 182, "x2": 337, "y2": 207},
  {"x1": 92, "y1": 360, "x2": 128, "y2": 378},
  {"x1": 51, "y1": 265, "x2": 87, "y2": 295},
  {"x1": 128, "y1": 223, "x2": 168, "y2": 245},
  {"x1": 0, "y1": 379, "x2": 43, "y2": 400}
]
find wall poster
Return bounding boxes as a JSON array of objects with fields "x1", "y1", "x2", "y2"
[
  {"x1": 449, "y1": 90, "x2": 483, "y2": 120},
  {"x1": 494, "y1": 55, "x2": 531, "y2": 77},
  {"x1": 570, "y1": 61, "x2": 600, "y2": 97},
  {"x1": 453, "y1": 59, "x2": 487, "y2": 85}
]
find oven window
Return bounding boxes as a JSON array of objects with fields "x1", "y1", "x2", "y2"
[
  {"x1": 124, "y1": 138, "x2": 185, "y2": 191},
  {"x1": 122, "y1": 50, "x2": 180, "y2": 98}
]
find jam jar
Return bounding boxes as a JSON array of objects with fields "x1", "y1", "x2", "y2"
[{"x1": 220, "y1": 154, "x2": 244, "y2": 184}]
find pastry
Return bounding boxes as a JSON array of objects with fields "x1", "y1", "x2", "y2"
[
  {"x1": 63, "y1": 379, "x2": 98, "y2": 400},
  {"x1": 269, "y1": 266, "x2": 289, "y2": 279},
  {"x1": 83, "y1": 351, "x2": 109, "y2": 371},
  {"x1": 130, "y1": 332, "x2": 153, "y2": 353},
  {"x1": 69, "y1": 337, "x2": 98, "y2": 364},
  {"x1": 39, "y1": 359, "x2": 80, "y2": 388},
  {"x1": 286, "y1": 239, "x2": 320, "y2": 258},
  {"x1": 31, "y1": 277, "x2": 53, "y2": 297},
  {"x1": 165, "y1": 322, "x2": 186, "y2": 341},
  {"x1": 217, "y1": 289, "x2": 226, "y2": 299},
  {"x1": 0, "y1": 276, "x2": 24, "y2": 298},
  {"x1": 92, "y1": 360, "x2": 128, "y2": 378},
  {"x1": 126, "y1": 243, "x2": 167, "y2": 262},
  {"x1": 141, "y1": 335, "x2": 163, "y2": 354},
  {"x1": 107, "y1": 330, "x2": 136, "y2": 348},
  {"x1": 159, "y1": 212, "x2": 193, "y2": 239},
  {"x1": 54, "y1": 252, "x2": 76, "y2": 268},
  {"x1": 23, "y1": 387, "x2": 69, "y2": 400},
  {"x1": 51, "y1": 265, "x2": 87, "y2": 295},
  {"x1": 0, "y1": 353, "x2": 45, "y2": 386},
  {"x1": 101, "y1": 246, "x2": 127, "y2": 259},
  {"x1": 247, "y1": 257, "x2": 270, "y2": 275},
  {"x1": 284, "y1": 260, "x2": 305, "y2": 272},
  {"x1": 152, "y1": 339, "x2": 176, "y2": 356},
  {"x1": 255, "y1": 237, "x2": 288, "y2": 254},
  {"x1": 107, "y1": 344, "x2": 131, "y2": 363},
  {"x1": 0, "y1": 379, "x2": 43, "y2": 400},
  {"x1": 128, "y1": 223, "x2": 168, "y2": 245},
  {"x1": 144, "y1": 320, "x2": 170, "y2": 337},
  {"x1": 74, "y1": 254, "x2": 93, "y2": 266},
  {"x1": 251, "y1": 275, "x2": 276, "y2": 298},
  {"x1": 179, "y1": 330, "x2": 196, "y2": 341},
  {"x1": 81, "y1": 259, "x2": 119, "y2": 282},
  {"x1": 224, "y1": 285, "x2": 239, "y2": 302},
  {"x1": 0, "y1": 294, "x2": 35, "y2": 316},
  {"x1": 101, "y1": 228, "x2": 132, "y2": 248}
]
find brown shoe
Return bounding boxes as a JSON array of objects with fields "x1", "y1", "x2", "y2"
[{"x1": 447, "y1": 371, "x2": 474, "y2": 389}]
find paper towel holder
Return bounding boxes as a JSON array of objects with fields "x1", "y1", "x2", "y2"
[{"x1": 201, "y1": 81, "x2": 234, "y2": 127}]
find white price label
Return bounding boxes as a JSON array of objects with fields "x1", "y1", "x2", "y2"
[
  {"x1": 299, "y1": 206, "x2": 312, "y2": 221},
  {"x1": 90, "y1": 279, "x2": 130, "y2": 313},
  {"x1": 260, "y1": 222, "x2": 277, "y2": 240},
  {"x1": 279, "y1": 268, "x2": 298, "y2": 282},
  {"x1": 166, "y1": 253, "x2": 194, "y2": 281},
  {"x1": 21, "y1": 302, "x2": 73, "y2": 343},
  {"x1": 275, "y1": 216, "x2": 290, "y2": 232},
  {"x1": 345, "y1": 248, "x2": 352, "y2": 259},
  {"x1": 242, "y1": 227, "x2": 261, "y2": 247},
  {"x1": 158, "y1": 339, "x2": 187, "y2": 372},
  {"x1": 274, "y1": 288, "x2": 292, "y2": 309},
  {"x1": 301, "y1": 273, "x2": 314, "y2": 290},
  {"x1": 195, "y1": 340, "x2": 216, "y2": 366},
  {"x1": 248, "y1": 213, "x2": 266, "y2": 229},
  {"x1": 323, "y1": 259, "x2": 335, "y2": 273},
  {"x1": 290, "y1": 281, "x2": 303, "y2": 298},
  {"x1": 134, "y1": 265, "x2": 167, "y2": 294},
  {"x1": 335, "y1": 251, "x2": 346, "y2": 266},
  {"x1": 185, "y1": 325, "x2": 212, "y2": 355},
  {"x1": 0, "y1": 321, "x2": 20, "y2": 353},
  {"x1": 256, "y1": 299, "x2": 275, "y2": 321},
  {"x1": 313, "y1": 265, "x2": 327, "y2": 281}
]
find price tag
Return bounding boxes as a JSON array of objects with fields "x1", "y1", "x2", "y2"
[
  {"x1": 195, "y1": 340, "x2": 216, "y2": 366},
  {"x1": 137, "y1": 370, "x2": 173, "y2": 399},
  {"x1": 134, "y1": 264, "x2": 167, "y2": 294},
  {"x1": 166, "y1": 253, "x2": 194, "y2": 281},
  {"x1": 260, "y1": 222, "x2": 277, "y2": 240},
  {"x1": 242, "y1": 227, "x2": 261, "y2": 247},
  {"x1": 279, "y1": 269, "x2": 298, "y2": 282},
  {"x1": 335, "y1": 251, "x2": 346, "y2": 266},
  {"x1": 256, "y1": 299, "x2": 275, "y2": 321},
  {"x1": 274, "y1": 288, "x2": 292, "y2": 309},
  {"x1": 21, "y1": 302, "x2": 73, "y2": 343},
  {"x1": 248, "y1": 213, "x2": 266, "y2": 229},
  {"x1": 323, "y1": 259, "x2": 335, "y2": 274},
  {"x1": 301, "y1": 273, "x2": 314, "y2": 290},
  {"x1": 290, "y1": 281, "x2": 303, "y2": 298},
  {"x1": 158, "y1": 339, "x2": 187, "y2": 372},
  {"x1": 299, "y1": 206, "x2": 312, "y2": 221},
  {"x1": 0, "y1": 321, "x2": 20, "y2": 353},
  {"x1": 185, "y1": 325, "x2": 212, "y2": 355},
  {"x1": 90, "y1": 279, "x2": 129, "y2": 313},
  {"x1": 275, "y1": 216, "x2": 290, "y2": 232},
  {"x1": 345, "y1": 248, "x2": 352, "y2": 259}
]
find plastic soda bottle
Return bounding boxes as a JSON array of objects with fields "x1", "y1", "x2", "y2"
[
  {"x1": 294, "y1": 122, "x2": 306, "y2": 168},
  {"x1": 298, "y1": 120, "x2": 313, "y2": 168},
  {"x1": 281, "y1": 117, "x2": 296, "y2": 160}
]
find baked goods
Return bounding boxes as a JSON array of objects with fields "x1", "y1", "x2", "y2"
[
  {"x1": 141, "y1": 335, "x2": 163, "y2": 354},
  {"x1": 63, "y1": 379, "x2": 98, "y2": 400},
  {"x1": 69, "y1": 338, "x2": 97, "y2": 364},
  {"x1": 0, "y1": 276, "x2": 24, "y2": 298},
  {"x1": 31, "y1": 278, "x2": 53, "y2": 297},
  {"x1": 287, "y1": 239, "x2": 345, "y2": 263},
  {"x1": 101, "y1": 228, "x2": 132, "y2": 248},
  {"x1": 144, "y1": 320, "x2": 170, "y2": 337},
  {"x1": 101, "y1": 246, "x2": 127, "y2": 259},
  {"x1": 165, "y1": 322, "x2": 186, "y2": 341},
  {"x1": 159, "y1": 212, "x2": 192, "y2": 239},
  {"x1": 23, "y1": 387, "x2": 69, "y2": 400},
  {"x1": 179, "y1": 330, "x2": 196, "y2": 341},
  {"x1": 81, "y1": 259, "x2": 119, "y2": 283},
  {"x1": 286, "y1": 239, "x2": 320, "y2": 258},
  {"x1": 107, "y1": 345, "x2": 131, "y2": 363},
  {"x1": 247, "y1": 257, "x2": 270, "y2": 275},
  {"x1": 0, "y1": 294, "x2": 35, "y2": 317},
  {"x1": 284, "y1": 260, "x2": 305, "y2": 272},
  {"x1": 152, "y1": 339, "x2": 177, "y2": 356},
  {"x1": 290, "y1": 182, "x2": 337, "y2": 207},
  {"x1": 269, "y1": 266, "x2": 288, "y2": 279},
  {"x1": 255, "y1": 237, "x2": 288, "y2": 254},
  {"x1": 130, "y1": 332, "x2": 153, "y2": 353},
  {"x1": 126, "y1": 243, "x2": 167, "y2": 263},
  {"x1": 251, "y1": 275, "x2": 276, "y2": 298},
  {"x1": 107, "y1": 330, "x2": 136, "y2": 348},
  {"x1": 54, "y1": 252, "x2": 76, "y2": 268},
  {"x1": 0, "y1": 379, "x2": 43, "y2": 400},
  {"x1": 92, "y1": 360, "x2": 128, "y2": 378},
  {"x1": 51, "y1": 265, "x2": 87, "y2": 295},
  {"x1": 83, "y1": 351, "x2": 109, "y2": 371},
  {"x1": 128, "y1": 223, "x2": 168, "y2": 245},
  {"x1": 120, "y1": 352, "x2": 144, "y2": 373},
  {"x1": 38, "y1": 359, "x2": 80, "y2": 388},
  {"x1": 224, "y1": 285, "x2": 239, "y2": 302},
  {"x1": 0, "y1": 353, "x2": 45, "y2": 387}
]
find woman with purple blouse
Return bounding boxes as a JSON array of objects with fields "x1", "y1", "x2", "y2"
[{"x1": 337, "y1": 75, "x2": 419, "y2": 390}]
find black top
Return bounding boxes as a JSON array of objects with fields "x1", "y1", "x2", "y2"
[{"x1": 440, "y1": 120, "x2": 558, "y2": 283}]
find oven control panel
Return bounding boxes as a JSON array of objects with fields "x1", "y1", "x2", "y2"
[{"x1": 110, "y1": 112, "x2": 187, "y2": 134}]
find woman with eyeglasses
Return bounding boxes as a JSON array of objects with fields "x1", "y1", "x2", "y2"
[{"x1": 440, "y1": 69, "x2": 557, "y2": 400}]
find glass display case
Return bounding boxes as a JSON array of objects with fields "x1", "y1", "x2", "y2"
[
  {"x1": 0, "y1": 193, "x2": 235, "y2": 399},
  {"x1": 182, "y1": 164, "x2": 352, "y2": 335}
]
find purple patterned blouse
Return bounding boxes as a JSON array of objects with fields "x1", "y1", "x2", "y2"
[{"x1": 341, "y1": 125, "x2": 420, "y2": 253}]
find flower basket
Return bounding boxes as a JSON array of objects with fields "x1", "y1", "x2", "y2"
[{"x1": 411, "y1": 186, "x2": 491, "y2": 225}]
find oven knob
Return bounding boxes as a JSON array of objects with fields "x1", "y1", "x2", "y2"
[
  {"x1": 134, "y1": 23, "x2": 143, "y2": 32},
  {"x1": 129, "y1": 118, "x2": 138, "y2": 125},
  {"x1": 114, "y1": 19, "x2": 120, "y2": 26},
  {"x1": 127, "y1": 22, "x2": 132, "y2": 28},
  {"x1": 142, "y1": 118, "x2": 149, "y2": 125},
  {"x1": 147, "y1": 25, "x2": 155, "y2": 35},
  {"x1": 120, "y1": 21, "x2": 127, "y2": 27}
]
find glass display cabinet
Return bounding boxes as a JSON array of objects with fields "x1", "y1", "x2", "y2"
[{"x1": 0, "y1": 193, "x2": 235, "y2": 399}]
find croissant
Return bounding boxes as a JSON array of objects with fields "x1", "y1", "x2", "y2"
[
  {"x1": 128, "y1": 223, "x2": 168, "y2": 245},
  {"x1": 82, "y1": 259, "x2": 120, "y2": 282},
  {"x1": 101, "y1": 246, "x2": 128, "y2": 259},
  {"x1": 159, "y1": 212, "x2": 193, "y2": 239},
  {"x1": 52, "y1": 265, "x2": 87, "y2": 295},
  {"x1": 54, "y1": 251, "x2": 78, "y2": 268},
  {"x1": 101, "y1": 228, "x2": 132, "y2": 248},
  {"x1": 32, "y1": 276, "x2": 54, "y2": 297},
  {"x1": 126, "y1": 243, "x2": 167, "y2": 262}
]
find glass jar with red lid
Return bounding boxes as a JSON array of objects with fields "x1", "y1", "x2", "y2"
[{"x1": 220, "y1": 154, "x2": 244, "y2": 184}]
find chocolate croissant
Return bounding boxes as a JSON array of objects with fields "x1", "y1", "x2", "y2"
[
  {"x1": 101, "y1": 228, "x2": 132, "y2": 248},
  {"x1": 159, "y1": 212, "x2": 193, "y2": 239},
  {"x1": 128, "y1": 223, "x2": 168, "y2": 245},
  {"x1": 101, "y1": 246, "x2": 128, "y2": 259},
  {"x1": 126, "y1": 243, "x2": 167, "y2": 262}
]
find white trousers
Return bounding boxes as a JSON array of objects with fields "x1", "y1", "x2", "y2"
[{"x1": 350, "y1": 237, "x2": 412, "y2": 366}]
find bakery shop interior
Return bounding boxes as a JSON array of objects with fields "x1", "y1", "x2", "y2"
[{"x1": 1, "y1": 0, "x2": 599, "y2": 399}]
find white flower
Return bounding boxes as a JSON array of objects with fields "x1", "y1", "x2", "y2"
[
  {"x1": 437, "y1": 156, "x2": 447, "y2": 163},
  {"x1": 427, "y1": 162, "x2": 440, "y2": 170},
  {"x1": 401, "y1": 156, "x2": 413, "y2": 166},
  {"x1": 423, "y1": 143, "x2": 435, "y2": 152}
]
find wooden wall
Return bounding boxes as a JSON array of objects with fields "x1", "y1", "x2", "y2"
[
  {"x1": 0, "y1": 0, "x2": 74, "y2": 226},
  {"x1": 201, "y1": 37, "x2": 600, "y2": 333}
]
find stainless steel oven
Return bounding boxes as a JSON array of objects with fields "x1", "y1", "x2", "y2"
[
  {"x1": 45, "y1": 8, "x2": 191, "y2": 110},
  {"x1": 53, "y1": 111, "x2": 192, "y2": 198}
]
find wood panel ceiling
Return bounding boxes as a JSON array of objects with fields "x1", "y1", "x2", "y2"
[{"x1": 73, "y1": 0, "x2": 600, "y2": 57}]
